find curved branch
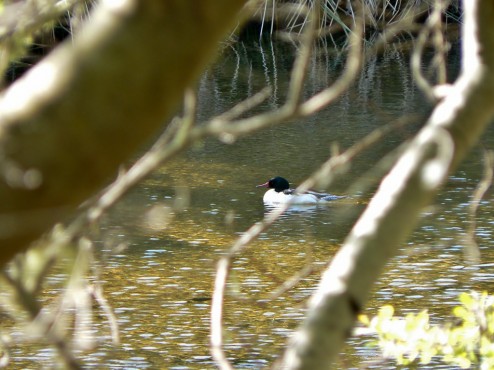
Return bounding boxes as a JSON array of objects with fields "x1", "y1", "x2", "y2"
[{"x1": 0, "y1": 0, "x2": 248, "y2": 264}]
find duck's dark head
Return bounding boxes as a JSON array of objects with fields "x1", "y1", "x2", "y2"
[{"x1": 256, "y1": 176, "x2": 290, "y2": 192}]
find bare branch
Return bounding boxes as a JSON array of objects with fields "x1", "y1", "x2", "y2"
[
  {"x1": 411, "y1": 0, "x2": 449, "y2": 102},
  {"x1": 91, "y1": 283, "x2": 120, "y2": 345},
  {"x1": 464, "y1": 149, "x2": 494, "y2": 262}
]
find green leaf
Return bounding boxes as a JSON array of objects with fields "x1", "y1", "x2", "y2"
[
  {"x1": 358, "y1": 314, "x2": 370, "y2": 326},
  {"x1": 379, "y1": 305, "x2": 394, "y2": 319},
  {"x1": 453, "y1": 306, "x2": 470, "y2": 321},
  {"x1": 459, "y1": 292, "x2": 474, "y2": 307}
]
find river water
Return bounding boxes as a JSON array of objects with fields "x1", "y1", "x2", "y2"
[{"x1": 5, "y1": 38, "x2": 494, "y2": 369}]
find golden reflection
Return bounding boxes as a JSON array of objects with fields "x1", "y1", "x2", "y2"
[{"x1": 142, "y1": 203, "x2": 174, "y2": 231}]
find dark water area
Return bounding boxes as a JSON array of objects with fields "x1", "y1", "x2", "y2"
[{"x1": 5, "y1": 37, "x2": 494, "y2": 369}]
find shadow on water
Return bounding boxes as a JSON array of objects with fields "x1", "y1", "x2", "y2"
[{"x1": 7, "y1": 38, "x2": 494, "y2": 369}]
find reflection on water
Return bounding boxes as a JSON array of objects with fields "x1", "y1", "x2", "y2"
[{"x1": 5, "y1": 39, "x2": 494, "y2": 369}]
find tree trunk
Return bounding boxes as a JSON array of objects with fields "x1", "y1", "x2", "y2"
[
  {"x1": 276, "y1": 1, "x2": 494, "y2": 368},
  {"x1": 0, "y1": 0, "x2": 247, "y2": 265}
]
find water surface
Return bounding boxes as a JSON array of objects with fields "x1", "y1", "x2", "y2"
[{"x1": 5, "y1": 39, "x2": 494, "y2": 369}]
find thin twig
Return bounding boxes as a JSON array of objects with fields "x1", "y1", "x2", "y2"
[
  {"x1": 286, "y1": 0, "x2": 318, "y2": 107},
  {"x1": 431, "y1": 0, "x2": 449, "y2": 85},
  {"x1": 464, "y1": 149, "x2": 494, "y2": 263},
  {"x1": 268, "y1": 263, "x2": 315, "y2": 299},
  {"x1": 75, "y1": 88, "x2": 199, "y2": 227},
  {"x1": 212, "y1": 86, "x2": 272, "y2": 123},
  {"x1": 91, "y1": 283, "x2": 120, "y2": 345},
  {"x1": 210, "y1": 258, "x2": 234, "y2": 370},
  {"x1": 298, "y1": 8, "x2": 364, "y2": 115},
  {"x1": 411, "y1": 0, "x2": 448, "y2": 102},
  {"x1": 210, "y1": 114, "x2": 409, "y2": 369},
  {"x1": 211, "y1": 5, "x2": 330, "y2": 368},
  {"x1": 296, "y1": 115, "x2": 414, "y2": 196}
]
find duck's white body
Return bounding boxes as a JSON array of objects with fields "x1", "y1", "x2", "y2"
[
  {"x1": 257, "y1": 177, "x2": 345, "y2": 205},
  {"x1": 262, "y1": 189, "x2": 318, "y2": 204}
]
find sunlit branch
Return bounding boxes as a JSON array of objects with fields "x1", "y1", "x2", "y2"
[
  {"x1": 210, "y1": 257, "x2": 235, "y2": 370},
  {"x1": 276, "y1": 1, "x2": 494, "y2": 367},
  {"x1": 411, "y1": 0, "x2": 449, "y2": 102}
]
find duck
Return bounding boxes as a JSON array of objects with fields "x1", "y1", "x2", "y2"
[{"x1": 256, "y1": 176, "x2": 344, "y2": 205}]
